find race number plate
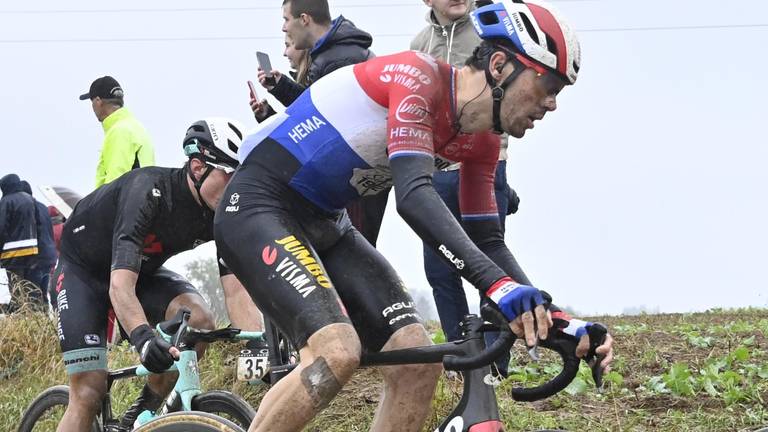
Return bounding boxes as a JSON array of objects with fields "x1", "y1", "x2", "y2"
[{"x1": 237, "y1": 348, "x2": 270, "y2": 381}]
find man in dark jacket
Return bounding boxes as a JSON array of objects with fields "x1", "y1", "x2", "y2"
[
  {"x1": 20, "y1": 180, "x2": 57, "y2": 305},
  {"x1": 0, "y1": 174, "x2": 41, "y2": 310},
  {"x1": 252, "y1": 0, "x2": 385, "y2": 243},
  {"x1": 257, "y1": 0, "x2": 374, "y2": 108}
]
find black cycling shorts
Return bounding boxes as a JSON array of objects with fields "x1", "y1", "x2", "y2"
[
  {"x1": 51, "y1": 259, "x2": 199, "y2": 375},
  {"x1": 214, "y1": 140, "x2": 422, "y2": 352}
]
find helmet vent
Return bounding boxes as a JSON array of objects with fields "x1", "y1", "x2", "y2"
[
  {"x1": 227, "y1": 140, "x2": 239, "y2": 153},
  {"x1": 545, "y1": 34, "x2": 558, "y2": 57},
  {"x1": 228, "y1": 122, "x2": 243, "y2": 140},
  {"x1": 520, "y1": 13, "x2": 539, "y2": 44},
  {"x1": 478, "y1": 10, "x2": 499, "y2": 26}
]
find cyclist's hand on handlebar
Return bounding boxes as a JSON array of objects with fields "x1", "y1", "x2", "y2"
[
  {"x1": 130, "y1": 324, "x2": 180, "y2": 373},
  {"x1": 550, "y1": 308, "x2": 613, "y2": 369},
  {"x1": 548, "y1": 304, "x2": 614, "y2": 388},
  {"x1": 487, "y1": 277, "x2": 552, "y2": 346},
  {"x1": 577, "y1": 330, "x2": 614, "y2": 371}
]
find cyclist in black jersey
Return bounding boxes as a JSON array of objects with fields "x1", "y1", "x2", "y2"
[{"x1": 52, "y1": 118, "x2": 261, "y2": 432}]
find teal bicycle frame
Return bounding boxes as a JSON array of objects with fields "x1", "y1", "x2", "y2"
[{"x1": 130, "y1": 326, "x2": 264, "y2": 427}]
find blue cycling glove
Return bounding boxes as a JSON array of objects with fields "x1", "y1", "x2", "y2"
[
  {"x1": 486, "y1": 277, "x2": 545, "y2": 321},
  {"x1": 550, "y1": 304, "x2": 593, "y2": 339}
]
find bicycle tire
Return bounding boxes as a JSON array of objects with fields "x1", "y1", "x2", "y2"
[
  {"x1": 17, "y1": 385, "x2": 101, "y2": 432},
  {"x1": 133, "y1": 411, "x2": 244, "y2": 432},
  {"x1": 191, "y1": 390, "x2": 255, "y2": 429}
]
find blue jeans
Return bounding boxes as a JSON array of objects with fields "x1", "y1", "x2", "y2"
[{"x1": 422, "y1": 161, "x2": 511, "y2": 375}]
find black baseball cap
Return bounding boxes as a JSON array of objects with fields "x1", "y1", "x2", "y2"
[{"x1": 78, "y1": 76, "x2": 124, "y2": 101}]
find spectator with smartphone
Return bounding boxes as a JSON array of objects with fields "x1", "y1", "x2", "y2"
[
  {"x1": 79, "y1": 76, "x2": 155, "y2": 189},
  {"x1": 250, "y1": 36, "x2": 310, "y2": 122},
  {"x1": 256, "y1": 0, "x2": 373, "y2": 107}
]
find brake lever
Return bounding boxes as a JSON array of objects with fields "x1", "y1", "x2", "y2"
[
  {"x1": 527, "y1": 339, "x2": 540, "y2": 361},
  {"x1": 583, "y1": 323, "x2": 608, "y2": 389}
]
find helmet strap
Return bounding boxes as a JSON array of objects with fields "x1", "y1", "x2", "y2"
[
  {"x1": 485, "y1": 54, "x2": 525, "y2": 134},
  {"x1": 187, "y1": 159, "x2": 215, "y2": 213}
]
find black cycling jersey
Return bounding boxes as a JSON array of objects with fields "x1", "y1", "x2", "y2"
[
  {"x1": 53, "y1": 166, "x2": 227, "y2": 375},
  {"x1": 60, "y1": 167, "x2": 228, "y2": 278}
]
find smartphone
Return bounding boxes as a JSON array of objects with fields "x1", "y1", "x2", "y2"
[
  {"x1": 247, "y1": 80, "x2": 258, "y2": 100},
  {"x1": 256, "y1": 51, "x2": 277, "y2": 87}
]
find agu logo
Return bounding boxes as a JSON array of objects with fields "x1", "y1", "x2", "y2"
[{"x1": 226, "y1": 193, "x2": 240, "y2": 213}]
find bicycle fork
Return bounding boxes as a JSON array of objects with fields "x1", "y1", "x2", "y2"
[{"x1": 435, "y1": 319, "x2": 505, "y2": 432}]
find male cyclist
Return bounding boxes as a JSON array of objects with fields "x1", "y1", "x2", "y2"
[
  {"x1": 53, "y1": 118, "x2": 260, "y2": 432},
  {"x1": 215, "y1": 1, "x2": 614, "y2": 431}
]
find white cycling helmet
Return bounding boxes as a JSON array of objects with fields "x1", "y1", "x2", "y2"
[
  {"x1": 471, "y1": 0, "x2": 581, "y2": 84},
  {"x1": 183, "y1": 118, "x2": 245, "y2": 171}
]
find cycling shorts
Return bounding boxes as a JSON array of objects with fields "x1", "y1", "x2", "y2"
[
  {"x1": 51, "y1": 259, "x2": 199, "y2": 375},
  {"x1": 214, "y1": 139, "x2": 422, "y2": 352}
]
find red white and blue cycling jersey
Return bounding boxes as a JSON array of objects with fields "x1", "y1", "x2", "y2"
[{"x1": 239, "y1": 50, "x2": 501, "y2": 222}]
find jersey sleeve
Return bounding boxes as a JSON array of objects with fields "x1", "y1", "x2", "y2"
[
  {"x1": 110, "y1": 175, "x2": 163, "y2": 273},
  {"x1": 384, "y1": 62, "x2": 440, "y2": 161},
  {"x1": 458, "y1": 132, "x2": 501, "y2": 221}
]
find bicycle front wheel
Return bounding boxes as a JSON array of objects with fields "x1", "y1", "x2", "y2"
[
  {"x1": 191, "y1": 390, "x2": 255, "y2": 429},
  {"x1": 133, "y1": 411, "x2": 244, "y2": 432},
  {"x1": 17, "y1": 385, "x2": 101, "y2": 432}
]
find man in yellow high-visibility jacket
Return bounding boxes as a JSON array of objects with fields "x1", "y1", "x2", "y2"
[{"x1": 80, "y1": 76, "x2": 155, "y2": 188}]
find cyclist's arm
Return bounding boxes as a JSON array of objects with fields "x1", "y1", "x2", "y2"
[
  {"x1": 109, "y1": 268, "x2": 148, "y2": 335},
  {"x1": 459, "y1": 151, "x2": 532, "y2": 285},
  {"x1": 98, "y1": 126, "x2": 139, "y2": 187},
  {"x1": 390, "y1": 155, "x2": 507, "y2": 292},
  {"x1": 108, "y1": 176, "x2": 162, "y2": 333}
]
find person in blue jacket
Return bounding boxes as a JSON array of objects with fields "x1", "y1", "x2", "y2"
[
  {"x1": 0, "y1": 174, "x2": 41, "y2": 311},
  {"x1": 20, "y1": 180, "x2": 57, "y2": 308}
]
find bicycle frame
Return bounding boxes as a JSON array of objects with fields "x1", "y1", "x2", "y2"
[
  {"x1": 361, "y1": 315, "x2": 505, "y2": 432},
  {"x1": 97, "y1": 325, "x2": 264, "y2": 430},
  {"x1": 260, "y1": 307, "x2": 588, "y2": 432}
]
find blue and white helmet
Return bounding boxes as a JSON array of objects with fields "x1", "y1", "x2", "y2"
[{"x1": 471, "y1": 0, "x2": 581, "y2": 84}]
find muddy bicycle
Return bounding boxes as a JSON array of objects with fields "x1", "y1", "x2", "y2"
[{"x1": 18, "y1": 308, "x2": 258, "y2": 432}]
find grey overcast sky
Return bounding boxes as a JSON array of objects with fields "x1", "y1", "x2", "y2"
[{"x1": 1, "y1": 0, "x2": 766, "y2": 315}]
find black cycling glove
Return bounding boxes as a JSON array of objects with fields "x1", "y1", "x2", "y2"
[{"x1": 130, "y1": 324, "x2": 175, "y2": 373}]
